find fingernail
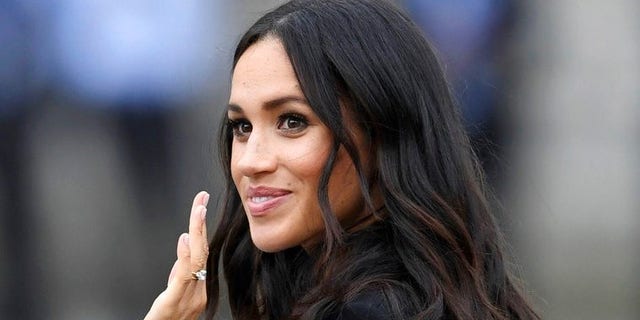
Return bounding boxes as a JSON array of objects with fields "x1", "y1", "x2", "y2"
[
  {"x1": 201, "y1": 208, "x2": 207, "y2": 221},
  {"x1": 183, "y1": 234, "x2": 190, "y2": 245},
  {"x1": 203, "y1": 192, "x2": 210, "y2": 207}
]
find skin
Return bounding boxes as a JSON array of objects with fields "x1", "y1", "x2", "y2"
[
  {"x1": 228, "y1": 37, "x2": 372, "y2": 252},
  {"x1": 144, "y1": 37, "x2": 374, "y2": 319},
  {"x1": 144, "y1": 191, "x2": 209, "y2": 320}
]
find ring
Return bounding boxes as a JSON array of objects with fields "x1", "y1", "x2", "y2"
[{"x1": 191, "y1": 269, "x2": 207, "y2": 281}]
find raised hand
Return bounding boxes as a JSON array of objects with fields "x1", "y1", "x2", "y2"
[{"x1": 144, "y1": 191, "x2": 210, "y2": 320}]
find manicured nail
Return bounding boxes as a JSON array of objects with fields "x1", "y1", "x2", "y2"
[
  {"x1": 201, "y1": 208, "x2": 207, "y2": 221},
  {"x1": 203, "y1": 192, "x2": 210, "y2": 207},
  {"x1": 183, "y1": 234, "x2": 190, "y2": 245}
]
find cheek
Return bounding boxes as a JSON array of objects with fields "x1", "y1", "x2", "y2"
[
  {"x1": 327, "y1": 150, "x2": 365, "y2": 221},
  {"x1": 283, "y1": 137, "x2": 331, "y2": 182}
]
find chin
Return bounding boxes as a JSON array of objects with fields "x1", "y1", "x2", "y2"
[{"x1": 250, "y1": 233, "x2": 290, "y2": 253}]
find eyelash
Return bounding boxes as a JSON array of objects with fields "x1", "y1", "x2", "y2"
[
  {"x1": 227, "y1": 112, "x2": 309, "y2": 139},
  {"x1": 277, "y1": 112, "x2": 308, "y2": 132},
  {"x1": 227, "y1": 118, "x2": 251, "y2": 138}
]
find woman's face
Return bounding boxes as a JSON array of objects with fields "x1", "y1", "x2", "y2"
[{"x1": 228, "y1": 37, "x2": 370, "y2": 252}]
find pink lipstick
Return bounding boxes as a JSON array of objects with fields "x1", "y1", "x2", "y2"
[{"x1": 245, "y1": 186, "x2": 291, "y2": 216}]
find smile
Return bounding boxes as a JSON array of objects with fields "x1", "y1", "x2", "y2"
[
  {"x1": 245, "y1": 186, "x2": 292, "y2": 216},
  {"x1": 251, "y1": 196, "x2": 275, "y2": 203}
]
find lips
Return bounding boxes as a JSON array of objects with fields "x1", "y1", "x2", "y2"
[{"x1": 245, "y1": 186, "x2": 292, "y2": 216}]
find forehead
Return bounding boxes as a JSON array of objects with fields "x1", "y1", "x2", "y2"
[{"x1": 229, "y1": 38, "x2": 303, "y2": 106}]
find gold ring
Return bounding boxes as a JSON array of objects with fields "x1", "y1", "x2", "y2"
[{"x1": 191, "y1": 269, "x2": 207, "y2": 281}]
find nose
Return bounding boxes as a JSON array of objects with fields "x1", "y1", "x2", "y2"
[{"x1": 234, "y1": 132, "x2": 278, "y2": 178}]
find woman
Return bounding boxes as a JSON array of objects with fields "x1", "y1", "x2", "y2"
[{"x1": 145, "y1": 0, "x2": 539, "y2": 319}]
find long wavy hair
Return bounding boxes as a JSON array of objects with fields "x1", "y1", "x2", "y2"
[{"x1": 205, "y1": 0, "x2": 538, "y2": 319}]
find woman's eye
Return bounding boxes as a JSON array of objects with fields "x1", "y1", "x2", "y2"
[
  {"x1": 229, "y1": 119, "x2": 252, "y2": 137},
  {"x1": 278, "y1": 113, "x2": 308, "y2": 133}
]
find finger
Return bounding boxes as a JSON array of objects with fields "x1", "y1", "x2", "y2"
[
  {"x1": 172, "y1": 233, "x2": 192, "y2": 288},
  {"x1": 167, "y1": 260, "x2": 179, "y2": 287},
  {"x1": 189, "y1": 191, "x2": 210, "y2": 270},
  {"x1": 161, "y1": 233, "x2": 191, "y2": 305}
]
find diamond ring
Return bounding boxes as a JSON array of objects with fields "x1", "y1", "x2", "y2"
[{"x1": 191, "y1": 269, "x2": 207, "y2": 281}]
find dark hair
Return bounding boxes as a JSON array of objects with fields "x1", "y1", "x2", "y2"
[{"x1": 206, "y1": 0, "x2": 538, "y2": 319}]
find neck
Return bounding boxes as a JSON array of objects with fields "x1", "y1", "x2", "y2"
[{"x1": 345, "y1": 205, "x2": 385, "y2": 233}]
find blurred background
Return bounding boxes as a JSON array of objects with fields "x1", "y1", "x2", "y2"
[{"x1": 0, "y1": 0, "x2": 638, "y2": 319}]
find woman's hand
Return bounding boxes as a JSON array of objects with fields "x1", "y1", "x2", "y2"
[{"x1": 144, "y1": 191, "x2": 210, "y2": 320}]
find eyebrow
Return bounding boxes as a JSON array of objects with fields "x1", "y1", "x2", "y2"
[{"x1": 227, "y1": 95, "x2": 308, "y2": 113}]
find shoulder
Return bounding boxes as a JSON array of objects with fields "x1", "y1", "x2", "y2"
[{"x1": 324, "y1": 290, "x2": 393, "y2": 320}]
